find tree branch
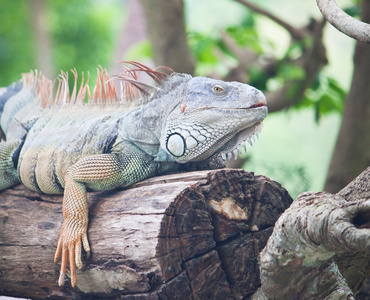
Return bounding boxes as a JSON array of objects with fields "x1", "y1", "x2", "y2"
[
  {"x1": 253, "y1": 167, "x2": 370, "y2": 299},
  {"x1": 222, "y1": 2, "x2": 328, "y2": 113},
  {"x1": 220, "y1": 30, "x2": 259, "y2": 83},
  {"x1": 234, "y1": 0, "x2": 307, "y2": 41},
  {"x1": 316, "y1": 0, "x2": 370, "y2": 43},
  {"x1": 266, "y1": 18, "x2": 327, "y2": 113}
]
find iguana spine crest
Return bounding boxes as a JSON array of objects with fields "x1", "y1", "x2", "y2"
[{"x1": 26, "y1": 61, "x2": 175, "y2": 109}]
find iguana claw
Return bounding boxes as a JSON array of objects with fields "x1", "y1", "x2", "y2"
[{"x1": 54, "y1": 220, "x2": 90, "y2": 287}]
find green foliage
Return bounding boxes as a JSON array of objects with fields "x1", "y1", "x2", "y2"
[
  {"x1": 0, "y1": 0, "x2": 36, "y2": 85},
  {"x1": 49, "y1": 0, "x2": 117, "y2": 73},
  {"x1": 245, "y1": 156, "x2": 311, "y2": 199},
  {"x1": 0, "y1": 0, "x2": 121, "y2": 87},
  {"x1": 299, "y1": 75, "x2": 346, "y2": 122},
  {"x1": 187, "y1": 11, "x2": 346, "y2": 123},
  {"x1": 48, "y1": 0, "x2": 121, "y2": 91},
  {"x1": 247, "y1": 66, "x2": 270, "y2": 91},
  {"x1": 343, "y1": 4, "x2": 360, "y2": 17},
  {"x1": 279, "y1": 64, "x2": 306, "y2": 81},
  {"x1": 188, "y1": 33, "x2": 228, "y2": 76},
  {"x1": 188, "y1": 13, "x2": 263, "y2": 77},
  {"x1": 183, "y1": 3, "x2": 348, "y2": 195},
  {"x1": 225, "y1": 15, "x2": 263, "y2": 54},
  {"x1": 189, "y1": 32, "x2": 220, "y2": 64}
]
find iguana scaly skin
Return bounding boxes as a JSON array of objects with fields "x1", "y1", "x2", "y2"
[{"x1": 0, "y1": 62, "x2": 267, "y2": 287}]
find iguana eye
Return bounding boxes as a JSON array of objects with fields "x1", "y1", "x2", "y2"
[{"x1": 212, "y1": 84, "x2": 225, "y2": 94}]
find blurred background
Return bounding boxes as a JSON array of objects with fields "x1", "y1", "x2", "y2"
[{"x1": 0, "y1": 0, "x2": 368, "y2": 198}]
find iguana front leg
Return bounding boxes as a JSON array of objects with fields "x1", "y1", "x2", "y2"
[
  {"x1": 0, "y1": 140, "x2": 22, "y2": 190},
  {"x1": 54, "y1": 149, "x2": 157, "y2": 287}
]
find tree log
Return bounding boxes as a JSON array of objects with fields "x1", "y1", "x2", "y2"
[{"x1": 0, "y1": 169, "x2": 292, "y2": 299}]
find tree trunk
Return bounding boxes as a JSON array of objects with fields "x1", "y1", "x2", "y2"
[
  {"x1": 324, "y1": 0, "x2": 370, "y2": 193},
  {"x1": 0, "y1": 169, "x2": 292, "y2": 299},
  {"x1": 139, "y1": 0, "x2": 195, "y2": 74},
  {"x1": 109, "y1": 0, "x2": 148, "y2": 78},
  {"x1": 29, "y1": 0, "x2": 55, "y2": 78}
]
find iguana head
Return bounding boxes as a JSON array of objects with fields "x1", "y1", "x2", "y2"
[{"x1": 159, "y1": 76, "x2": 267, "y2": 164}]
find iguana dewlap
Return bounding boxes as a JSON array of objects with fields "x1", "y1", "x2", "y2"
[{"x1": 0, "y1": 62, "x2": 267, "y2": 287}]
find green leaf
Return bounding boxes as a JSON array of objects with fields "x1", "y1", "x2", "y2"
[
  {"x1": 296, "y1": 72, "x2": 347, "y2": 121},
  {"x1": 344, "y1": 5, "x2": 360, "y2": 17},
  {"x1": 188, "y1": 32, "x2": 219, "y2": 64},
  {"x1": 226, "y1": 26, "x2": 262, "y2": 53},
  {"x1": 327, "y1": 77, "x2": 347, "y2": 100},
  {"x1": 279, "y1": 64, "x2": 306, "y2": 81}
]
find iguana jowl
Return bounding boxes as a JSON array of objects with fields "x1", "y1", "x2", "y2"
[{"x1": 0, "y1": 62, "x2": 267, "y2": 287}]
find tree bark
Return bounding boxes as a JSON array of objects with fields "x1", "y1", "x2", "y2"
[
  {"x1": 253, "y1": 167, "x2": 370, "y2": 299},
  {"x1": 324, "y1": 0, "x2": 370, "y2": 193},
  {"x1": 335, "y1": 166, "x2": 370, "y2": 297},
  {"x1": 0, "y1": 169, "x2": 292, "y2": 299}
]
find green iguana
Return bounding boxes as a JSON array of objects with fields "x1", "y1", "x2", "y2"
[{"x1": 0, "y1": 61, "x2": 267, "y2": 287}]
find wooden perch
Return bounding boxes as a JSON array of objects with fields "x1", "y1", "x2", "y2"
[{"x1": 0, "y1": 169, "x2": 292, "y2": 299}]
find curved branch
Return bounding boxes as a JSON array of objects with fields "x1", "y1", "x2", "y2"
[
  {"x1": 234, "y1": 0, "x2": 306, "y2": 40},
  {"x1": 316, "y1": 0, "x2": 370, "y2": 43},
  {"x1": 253, "y1": 167, "x2": 370, "y2": 299}
]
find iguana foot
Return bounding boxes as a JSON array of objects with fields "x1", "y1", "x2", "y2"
[{"x1": 54, "y1": 219, "x2": 90, "y2": 287}]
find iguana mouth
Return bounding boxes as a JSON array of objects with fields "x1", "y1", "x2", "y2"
[
  {"x1": 218, "y1": 122, "x2": 264, "y2": 163},
  {"x1": 249, "y1": 102, "x2": 267, "y2": 109},
  {"x1": 191, "y1": 102, "x2": 267, "y2": 113}
]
